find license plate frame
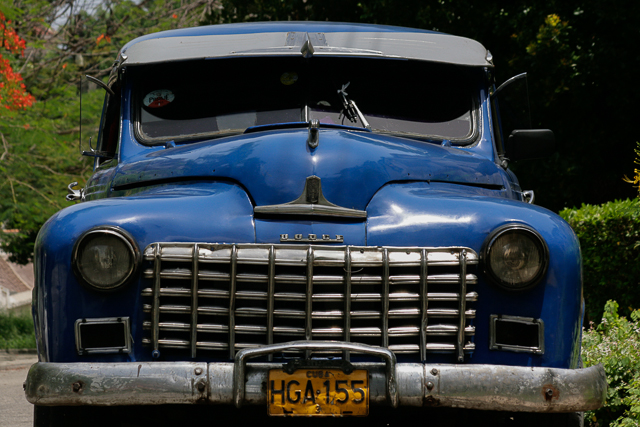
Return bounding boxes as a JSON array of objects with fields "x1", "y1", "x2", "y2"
[{"x1": 268, "y1": 368, "x2": 369, "y2": 416}]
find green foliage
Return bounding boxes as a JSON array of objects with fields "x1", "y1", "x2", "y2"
[
  {"x1": 0, "y1": 85, "x2": 102, "y2": 264},
  {"x1": 0, "y1": 310, "x2": 36, "y2": 349},
  {"x1": 582, "y1": 301, "x2": 640, "y2": 427},
  {"x1": 560, "y1": 199, "x2": 640, "y2": 322},
  {"x1": 623, "y1": 142, "x2": 640, "y2": 197},
  {"x1": 1, "y1": 0, "x2": 207, "y2": 264}
]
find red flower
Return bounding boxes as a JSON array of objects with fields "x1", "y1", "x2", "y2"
[
  {"x1": 96, "y1": 34, "x2": 112, "y2": 45},
  {"x1": 0, "y1": 14, "x2": 36, "y2": 110}
]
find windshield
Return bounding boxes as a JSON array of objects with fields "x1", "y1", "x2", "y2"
[{"x1": 134, "y1": 57, "x2": 478, "y2": 144}]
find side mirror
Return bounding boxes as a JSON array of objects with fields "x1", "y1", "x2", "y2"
[
  {"x1": 81, "y1": 75, "x2": 119, "y2": 162},
  {"x1": 505, "y1": 129, "x2": 555, "y2": 161}
]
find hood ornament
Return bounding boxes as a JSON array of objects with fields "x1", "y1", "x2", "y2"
[
  {"x1": 307, "y1": 119, "x2": 320, "y2": 149},
  {"x1": 254, "y1": 176, "x2": 367, "y2": 219}
]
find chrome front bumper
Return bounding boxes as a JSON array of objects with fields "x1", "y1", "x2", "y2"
[{"x1": 25, "y1": 341, "x2": 606, "y2": 413}]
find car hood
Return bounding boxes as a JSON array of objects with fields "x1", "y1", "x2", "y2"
[{"x1": 113, "y1": 128, "x2": 506, "y2": 210}]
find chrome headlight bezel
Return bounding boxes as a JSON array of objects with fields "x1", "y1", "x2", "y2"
[
  {"x1": 482, "y1": 224, "x2": 549, "y2": 292},
  {"x1": 72, "y1": 226, "x2": 140, "y2": 291}
]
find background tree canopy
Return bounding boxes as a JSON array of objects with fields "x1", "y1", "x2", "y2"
[{"x1": 0, "y1": 0, "x2": 638, "y2": 263}]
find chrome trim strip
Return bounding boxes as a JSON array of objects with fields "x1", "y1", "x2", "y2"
[
  {"x1": 26, "y1": 361, "x2": 606, "y2": 413},
  {"x1": 257, "y1": 203, "x2": 369, "y2": 218},
  {"x1": 256, "y1": 202, "x2": 368, "y2": 218}
]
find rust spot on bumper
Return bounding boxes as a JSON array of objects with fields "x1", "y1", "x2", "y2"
[
  {"x1": 542, "y1": 384, "x2": 559, "y2": 402},
  {"x1": 424, "y1": 395, "x2": 441, "y2": 407}
]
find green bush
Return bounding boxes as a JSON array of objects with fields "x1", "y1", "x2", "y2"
[
  {"x1": 583, "y1": 301, "x2": 640, "y2": 426},
  {"x1": 0, "y1": 310, "x2": 36, "y2": 349},
  {"x1": 560, "y1": 199, "x2": 640, "y2": 322}
]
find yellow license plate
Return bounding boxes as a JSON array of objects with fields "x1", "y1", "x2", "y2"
[{"x1": 268, "y1": 368, "x2": 369, "y2": 416}]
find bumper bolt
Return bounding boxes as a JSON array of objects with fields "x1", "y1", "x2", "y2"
[
  {"x1": 430, "y1": 368, "x2": 439, "y2": 376},
  {"x1": 195, "y1": 367, "x2": 203, "y2": 376},
  {"x1": 196, "y1": 381, "x2": 206, "y2": 392},
  {"x1": 72, "y1": 381, "x2": 83, "y2": 393},
  {"x1": 426, "y1": 381, "x2": 434, "y2": 391}
]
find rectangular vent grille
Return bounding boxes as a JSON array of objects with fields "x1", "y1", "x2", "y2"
[{"x1": 141, "y1": 244, "x2": 478, "y2": 362}]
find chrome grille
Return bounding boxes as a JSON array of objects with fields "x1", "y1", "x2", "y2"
[{"x1": 141, "y1": 244, "x2": 478, "y2": 361}]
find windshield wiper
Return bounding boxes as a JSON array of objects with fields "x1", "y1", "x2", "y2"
[{"x1": 337, "y1": 82, "x2": 372, "y2": 131}]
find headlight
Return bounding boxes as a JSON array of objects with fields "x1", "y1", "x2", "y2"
[
  {"x1": 72, "y1": 226, "x2": 140, "y2": 290},
  {"x1": 483, "y1": 225, "x2": 548, "y2": 291}
]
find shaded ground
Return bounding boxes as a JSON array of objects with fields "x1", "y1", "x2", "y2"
[{"x1": 0, "y1": 363, "x2": 34, "y2": 427}]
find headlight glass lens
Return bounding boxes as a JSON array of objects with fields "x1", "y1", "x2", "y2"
[
  {"x1": 74, "y1": 229, "x2": 137, "y2": 290},
  {"x1": 486, "y1": 227, "x2": 547, "y2": 290}
]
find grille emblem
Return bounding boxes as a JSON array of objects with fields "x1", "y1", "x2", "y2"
[{"x1": 280, "y1": 233, "x2": 343, "y2": 243}]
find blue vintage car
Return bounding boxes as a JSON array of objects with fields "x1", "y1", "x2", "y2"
[{"x1": 25, "y1": 21, "x2": 606, "y2": 426}]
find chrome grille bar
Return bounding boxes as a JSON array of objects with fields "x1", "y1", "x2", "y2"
[
  {"x1": 420, "y1": 248, "x2": 428, "y2": 361},
  {"x1": 344, "y1": 246, "x2": 352, "y2": 361},
  {"x1": 382, "y1": 248, "x2": 389, "y2": 348},
  {"x1": 267, "y1": 246, "x2": 275, "y2": 361},
  {"x1": 152, "y1": 243, "x2": 161, "y2": 358},
  {"x1": 457, "y1": 249, "x2": 467, "y2": 363},
  {"x1": 190, "y1": 244, "x2": 199, "y2": 358},
  {"x1": 228, "y1": 245, "x2": 237, "y2": 359},
  {"x1": 305, "y1": 247, "x2": 314, "y2": 358},
  {"x1": 142, "y1": 244, "x2": 478, "y2": 361}
]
